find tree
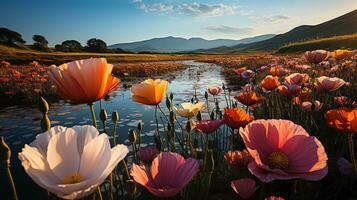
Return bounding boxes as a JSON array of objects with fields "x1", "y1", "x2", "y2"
[
  {"x1": 33, "y1": 35, "x2": 48, "y2": 49},
  {"x1": 0, "y1": 27, "x2": 26, "y2": 45},
  {"x1": 61, "y1": 40, "x2": 82, "y2": 51},
  {"x1": 86, "y1": 38, "x2": 107, "y2": 52}
]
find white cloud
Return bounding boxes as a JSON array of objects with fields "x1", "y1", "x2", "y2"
[
  {"x1": 252, "y1": 15, "x2": 291, "y2": 23},
  {"x1": 132, "y1": 1, "x2": 236, "y2": 17},
  {"x1": 206, "y1": 25, "x2": 253, "y2": 35}
]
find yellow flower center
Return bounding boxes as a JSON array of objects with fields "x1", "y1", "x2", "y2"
[
  {"x1": 267, "y1": 151, "x2": 289, "y2": 169},
  {"x1": 63, "y1": 173, "x2": 83, "y2": 184}
]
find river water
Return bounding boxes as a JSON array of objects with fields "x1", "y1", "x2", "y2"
[{"x1": 0, "y1": 61, "x2": 239, "y2": 199}]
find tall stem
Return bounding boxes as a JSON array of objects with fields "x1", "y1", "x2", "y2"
[
  {"x1": 88, "y1": 103, "x2": 97, "y2": 128},
  {"x1": 5, "y1": 166, "x2": 18, "y2": 200},
  {"x1": 155, "y1": 105, "x2": 161, "y2": 140},
  {"x1": 113, "y1": 121, "x2": 118, "y2": 145},
  {"x1": 348, "y1": 133, "x2": 357, "y2": 172}
]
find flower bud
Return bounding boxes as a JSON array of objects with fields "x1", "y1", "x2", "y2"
[
  {"x1": 204, "y1": 91, "x2": 208, "y2": 100},
  {"x1": 0, "y1": 137, "x2": 11, "y2": 166},
  {"x1": 196, "y1": 111, "x2": 202, "y2": 121},
  {"x1": 166, "y1": 96, "x2": 171, "y2": 110},
  {"x1": 100, "y1": 109, "x2": 107, "y2": 121},
  {"x1": 170, "y1": 93, "x2": 174, "y2": 101},
  {"x1": 210, "y1": 111, "x2": 215, "y2": 120},
  {"x1": 39, "y1": 96, "x2": 49, "y2": 114},
  {"x1": 137, "y1": 121, "x2": 143, "y2": 131},
  {"x1": 222, "y1": 83, "x2": 226, "y2": 90},
  {"x1": 41, "y1": 115, "x2": 51, "y2": 132},
  {"x1": 169, "y1": 111, "x2": 175, "y2": 123},
  {"x1": 129, "y1": 129, "x2": 137, "y2": 143},
  {"x1": 112, "y1": 111, "x2": 119, "y2": 122}
]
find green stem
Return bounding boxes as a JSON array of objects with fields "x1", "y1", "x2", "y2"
[
  {"x1": 6, "y1": 166, "x2": 18, "y2": 200},
  {"x1": 348, "y1": 133, "x2": 357, "y2": 173},
  {"x1": 89, "y1": 103, "x2": 97, "y2": 128},
  {"x1": 113, "y1": 121, "x2": 118, "y2": 145},
  {"x1": 97, "y1": 186, "x2": 103, "y2": 200}
]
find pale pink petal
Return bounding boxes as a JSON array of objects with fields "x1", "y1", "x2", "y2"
[
  {"x1": 72, "y1": 125, "x2": 99, "y2": 155},
  {"x1": 231, "y1": 178, "x2": 256, "y2": 199},
  {"x1": 175, "y1": 158, "x2": 200, "y2": 188}
]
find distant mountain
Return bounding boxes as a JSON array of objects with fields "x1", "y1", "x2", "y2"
[
  {"x1": 197, "y1": 9, "x2": 357, "y2": 53},
  {"x1": 108, "y1": 34, "x2": 275, "y2": 53}
]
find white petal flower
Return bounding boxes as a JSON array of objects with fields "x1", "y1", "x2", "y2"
[{"x1": 19, "y1": 125, "x2": 129, "y2": 199}]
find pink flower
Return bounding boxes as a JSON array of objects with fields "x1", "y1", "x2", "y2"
[
  {"x1": 304, "y1": 50, "x2": 329, "y2": 64},
  {"x1": 315, "y1": 76, "x2": 345, "y2": 92},
  {"x1": 300, "y1": 101, "x2": 323, "y2": 112},
  {"x1": 334, "y1": 96, "x2": 350, "y2": 106},
  {"x1": 265, "y1": 196, "x2": 285, "y2": 200},
  {"x1": 239, "y1": 119, "x2": 328, "y2": 183},
  {"x1": 195, "y1": 120, "x2": 223, "y2": 134},
  {"x1": 208, "y1": 86, "x2": 223, "y2": 96},
  {"x1": 230, "y1": 178, "x2": 256, "y2": 199},
  {"x1": 241, "y1": 84, "x2": 256, "y2": 92},
  {"x1": 283, "y1": 84, "x2": 301, "y2": 97},
  {"x1": 337, "y1": 157, "x2": 353, "y2": 175},
  {"x1": 284, "y1": 73, "x2": 309, "y2": 85},
  {"x1": 130, "y1": 152, "x2": 199, "y2": 198},
  {"x1": 137, "y1": 147, "x2": 158, "y2": 163},
  {"x1": 241, "y1": 70, "x2": 256, "y2": 79}
]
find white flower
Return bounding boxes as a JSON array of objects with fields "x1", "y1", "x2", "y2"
[
  {"x1": 18, "y1": 125, "x2": 129, "y2": 199},
  {"x1": 173, "y1": 102, "x2": 205, "y2": 118}
]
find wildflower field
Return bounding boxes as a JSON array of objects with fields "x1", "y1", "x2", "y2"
[{"x1": 1, "y1": 49, "x2": 357, "y2": 200}]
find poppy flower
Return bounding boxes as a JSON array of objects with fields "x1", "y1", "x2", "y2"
[
  {"x1": 130, "y1": 152, "x2": 199, "y2": 198},
  {"x1": 49, "y1": 58, "x2": 120, "y2": 104},
  {"x1": 260, "y1": 75, "x2": 280, "y2": 91},
  {"x1": 304, "y1": 50, "x2": 329, "y2": 64},
  {"x1": 284, "y1": 73, "x2": 309, "y2": 85},
  {"x1": 331, "y1": 50, "x2": 352, "y2": 60},
  {"x1": 231, "y1": 178, "x2": 256, "y2": 199},
  {"x1": 270, "y1": 66, "x2": 289, "y2": 77},
  {"x1": 300, "y1": 101, "x2": 323, "y2": 112},
  {"x1": 241, "y1": 70, "x2": 256, "y2": 79},
  {"x1": 325, "y1": 108, "x2": 357, "y2": 133},
  {"x1": 195, "y1": 119, "x2": 223, "y2": 134},
  {"x1": 224, "y1": 150, "x2": 252, "y2": 168},
  {"x1": 223, "y1": 108, "x2": 254, "y2": 129},
  {"x1": 18, "y1": 125, "x2": 129, "y2": 199},
  {"x1": 239, "y1": 119, "x2": 328, "y2": 182},
  {"x1": 334, "y1": 96, "x2": 350, "y2": 106},
  {"x1": 173, "y1": 102, "x2": 205, "y2": 118},
  {"x1": 315, "y1": 76, "x2": 345, "y2": 92},
  {"x1": 137, "y1": 147, "x2": 158, "y2": 163},
  {"x1": 208, "y1": 86, "x2": 223, "y2": 96},
  {"x1": 235, "y1": 92, "x2": 264, "y2": 107},
  {"x1": 131, "y1": 79, "x2": 168, "y2": 105}
]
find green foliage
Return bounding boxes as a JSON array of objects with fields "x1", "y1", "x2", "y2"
[
  {"x1": 0, "y1": 27, "x2": 26, "y2": 45},
  {"x1": 86, "y1": 38, "x2": 107, "y2": 52},
  {"x1": 32, "y1": 35, "x2": 48, "y2": 50}
]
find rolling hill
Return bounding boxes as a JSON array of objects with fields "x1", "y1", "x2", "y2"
[
  {"x1": 108, "y1": 34, "x2": 275, "y2": 53},
  {"x1": 196, "y1": 9, "x2": 357, "y2": 53}
]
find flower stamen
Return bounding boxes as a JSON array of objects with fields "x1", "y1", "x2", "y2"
[{"x1": 268, "y1": 151, "x2": 289, "y2": 169}]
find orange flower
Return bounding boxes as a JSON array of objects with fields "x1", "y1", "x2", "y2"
[
  {"x1": 49, "y1": 58, "x2": 120, "y2": 104},
  {"x1": 278, "y1": 85, "x2": 292, "y2": 97},
  {"x1": 331, "y1": 50, "x2": 352, "y2": 60},
  {"x1": 325, "y1": 108, "x2": 357, "y2": 133},
  {"x1": 224, "y1": 150, "x2": 252, "y2": 168},
  {"x1": 223, "y1": 108, "x2": 254, "y2": 129},
  {"x1": 131, "y1": 79, "x2": 168, "y2": 105},
  {"x1": 260, "y1": 75, "x2": 280, "y2": 91},
  {"x1": 235, "y1": 92, "x2": 264, "y2": 106},
  {"x1": 269, "y1": 66, "x2": 288, "y2": 77}
]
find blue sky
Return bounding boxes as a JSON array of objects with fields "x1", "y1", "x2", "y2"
[{"x1": 1, "y1": 0, "x2": 356, "y2": 46}]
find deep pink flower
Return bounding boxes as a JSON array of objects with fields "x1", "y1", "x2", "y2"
[
  {"x1": 195, "y1": 120, "x2": 223, "y2": 134},
  {"x1": 231, "y1": 178, "x2": 256, "y2": 199},
  {"x1": 334, "y1": 96, "x2": 350, "y2": 106},
  {"x1": 315, "y1": 76, "x2": 345, "y2": 92},
  {"x1": 137, "y1": 147, "x2": 158, "y2": 163},
  {"x1": 239, "y1": 119, "x2": 328, "y2": 182},
  {"x1": 130, "y1": 152, "x2": 199, "y2": 198},
  {"x1": 304, "y1": 50, "x2": 329, "y2": 64},
  {"x1": 208, "y1": 86, "x2": 223, "y2": 96}
]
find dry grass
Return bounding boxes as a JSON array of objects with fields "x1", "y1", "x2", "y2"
[{"x1": 278, "y1": 33, "x2": 357, "y2": 53}]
